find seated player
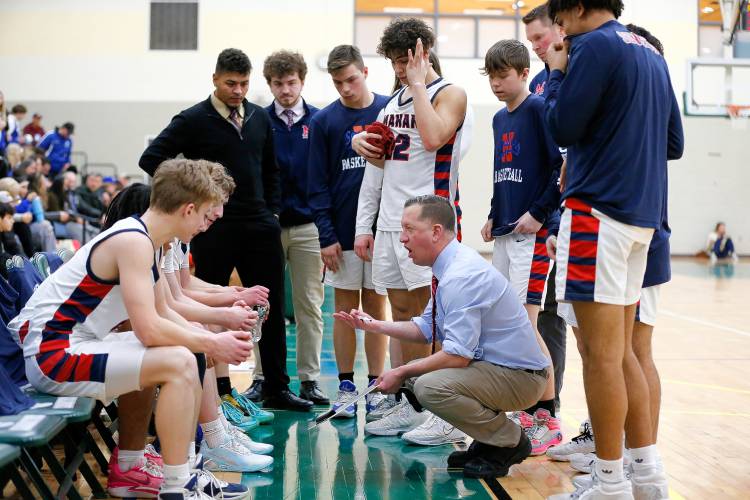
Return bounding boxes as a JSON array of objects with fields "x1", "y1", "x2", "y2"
[
  {"x1": 9, "y1": 159, "x2": 252, "y2": 499},
  {"x1": 335, "y1": 195, "x2": 550, "y2": 478}
]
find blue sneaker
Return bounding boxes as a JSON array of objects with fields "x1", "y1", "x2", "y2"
[
  {"x1": 194, "y1": 468, "x2": 252, "y2": 499},
  {"x1": 332, "y1": 380, "x2": 358, "y2": 418},
  {"x1": 220, "y1": 398, "x2": 258, "y2": 434},
  {"x1": 230, "y1": 388, "x2": 274, "y2": 424},
  {"x1": 200, "y1": 437, "x2": 273, "y2": 473}
]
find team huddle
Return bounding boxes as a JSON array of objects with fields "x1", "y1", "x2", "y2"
[{"x1": 5, "y1": 0, "x2": 683, "y2": 499}]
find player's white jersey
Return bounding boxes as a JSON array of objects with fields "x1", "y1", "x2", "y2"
[
  {"x1": 8, "y1": 216, "x2": 161, "y2": 367},
  {"x1": 356, "y1": 78, "x2": 463, "y2": 233}
]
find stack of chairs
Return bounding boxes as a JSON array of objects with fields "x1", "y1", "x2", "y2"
[{"x1": 0, "y1": 249, "x2": 117, "y2": 499}]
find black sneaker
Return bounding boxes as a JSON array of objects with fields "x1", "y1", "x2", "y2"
[{"x1": 463, "y1": 432, "x2": 532, "y2": 478}]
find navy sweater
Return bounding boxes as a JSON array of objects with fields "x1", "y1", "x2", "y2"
[
  {"x1": 545, "y1": 20, "x2": 684, "y2": 228},
  {"x1": 266, "y1": 100, "x2": 319, "y2": 228},
  {"x1": 489, "y1": 94, "x2": 562, "y2": 237},
  {"x1": 307, "y1": 94, "x2": 389, "y2": 250}
]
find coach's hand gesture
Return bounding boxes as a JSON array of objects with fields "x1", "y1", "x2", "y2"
[
  {"x1": 547, "y1": 40, "x2": 570, "y2": 73},
  {"x1": 333, "y1": 309, "x2": 378, "y2": 332},
  {"x1": 407, "y1": 38, "x2": 430, "y2": 87},
  {"x1": 209, "y1": 330, "x2": 253, "y2": 365}
]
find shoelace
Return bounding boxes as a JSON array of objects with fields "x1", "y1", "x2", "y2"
[
  {"x1": 571, "y1": 428, "x2": 594, "y2": 444},
  {"x1": 220, "y1": 400, "x2": 246, "y2": 423},
  {"x1": 335, "y1": 390, "x2": 359, "y2": 407},
  {"x1": 138, "y1": 459, "x2": 163, "y2": 478},
  {"x1": 372, "y1": 395, "x2": 396, "y2": 412},
  {"x1": 234, "y1": 393, "x2": 263, "y2": 415},
  {"x1": 416, "y1": 413, "x2": 439, "y2": 431},
  {"x1": 194, "y1": 468, "x2": 229, "y2": 498}
]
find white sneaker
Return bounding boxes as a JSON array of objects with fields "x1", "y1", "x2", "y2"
[
  {"x1": 401, "y1": 412, "x2": 467, "y2": 446},
  {"x1": 366, "y1": 393, "x2": 398, "y2": 422},
  {"x1": 332, "y1": 380, "x2": 358, "y2": 418},
  {"x1": 548, "y1": 472, "x2": 634, "y2": 500},
  {"x1": 570, "y1": 452, "x2": 596, "y2": 474},
  {"x1": 547, "y1": 419, "x2": 595, "y2": 461},
  {"x1": 226, "y1": 423, "x2": 273, "y2": 455},
  {"x1": 364, "y1": 399, "x2": 428, "y2": 436},
  {"x1": 200, "y1": 437, "x2": 273, "y2": 473},
  {"x1": 630, "y1": 466, "x2": 669, "y2": 500}
]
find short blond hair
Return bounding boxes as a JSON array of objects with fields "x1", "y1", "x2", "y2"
[
  {"x1": 150, "y1": 159, "x2": 224, "y2": 214},
  {"x1": 0, "y1": 178, "x2": 20, "y2": 198},
  {"x1": 207, "y1": 163, "x2": 236, "y2": 203}
]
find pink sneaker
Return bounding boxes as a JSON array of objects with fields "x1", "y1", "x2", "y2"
[
  {"x1": 528, "y1": 408, "x2": 563, "y2": 456},
  {"x1": 508, "y1": 410, "x2": 534, "y2": 430},
  {"x1": 145, "y1": 443, "x2": 163, "y2": 468},
  {"x1": 107, "y1": 450, "x2": 163, "y2": 498}
]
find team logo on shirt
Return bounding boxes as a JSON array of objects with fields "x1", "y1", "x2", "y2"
[
  {"x1": 534, "y1": 81, "x2": 546, "y2": 95},
  {"x1": 341, "y1": 125, "x2": 368, "y2": 171},
  {"x1": 302, "y1": 125, "x2": 309, "y2": 139},
  {"x1": 501, "y1": 131, "x2": 521, "y2": 163}
]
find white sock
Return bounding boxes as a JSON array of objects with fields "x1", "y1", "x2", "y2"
[
  {"x1": 218, "y1": 409, "x2": 231, "y2": 430},
  {"x1": 188, "y1": 442, "x2": 196, "y2": 468},
  {"x1": 595, "y1": 457, "x2": 625, "y2": 483},
  {"x1": 162, "y1": 462, "x2": 190, "y2": 492},
  {"x1": 117, "y1": 448, "x2": 145, "y2": 472},
  {"x1": 629, "y1": 444, "x2": 660, "y2": 471},
  {"x1": 201, "y1": 418, "x2": 228, "y2": 449}
]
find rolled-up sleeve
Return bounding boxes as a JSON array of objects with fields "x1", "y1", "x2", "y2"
[
  {"x1": 411, "y1": 299, "x2": 433, "y2": 342},
  {"x1": 438, "y1": 276, "x2": 488, "y2": 360}
]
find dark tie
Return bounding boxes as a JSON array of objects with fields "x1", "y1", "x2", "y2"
[
  {"x1": 228, "y1": 107, "x2": 242, "y2": 133},
  {"x1": 283, "y1": 109, "x2": 295, "y2": 131},
  {"x1": 431, "y1": 275, "x2": 439, "y2": 354}
]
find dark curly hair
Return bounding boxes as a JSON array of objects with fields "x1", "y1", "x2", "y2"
[
  {"x1": 263, "y1": 51, "x2": 308, "y2": 83},
  {"x1": 215, "y1": 48, "x2": 252, "y2": 75},
  {"x1": 547, "y1": 0, "x2": 624, "y2": 21},
  {"x1": 377, "y1": 18, "x2": 435, "y2": 60},
  {"x1": 626, "y1": 24, "x2": 664, "y2": 56},
  {"x1": 102, "y1": 183, "x2": 152, "y2": 231}
]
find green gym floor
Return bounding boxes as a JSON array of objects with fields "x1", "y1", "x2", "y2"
[{"x1": 232, "y1": 295, "x2": 497, "y2": 499}]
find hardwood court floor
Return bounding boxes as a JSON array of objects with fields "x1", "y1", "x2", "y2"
[{"x1": 6, "y1": 258, "x2": 748, "y2": 499}]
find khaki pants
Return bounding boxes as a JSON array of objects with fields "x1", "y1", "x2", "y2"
[
  {"x1": 254, "y1": 222, "x2": 325, "y2": 382},
  {"x1": 409, "y1": 361, "x2": 547, "y2": 447}
]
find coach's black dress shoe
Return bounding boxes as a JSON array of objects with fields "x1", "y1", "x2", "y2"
[
  {"x1": 298, "y1": 381, "x2": 330, "y2": 405},
  {"x1": 264, "y1": 389, "x2": 314, "y2": 411},
  {"x1": 463, "y1": 432, "x2": 532, "y2": 478},
  {"x1": 447, "y1": 441, "x2": 479, "y2": 468},
  {"x1": 242, "y1": 380, "x2": 265, "y2": 403}
]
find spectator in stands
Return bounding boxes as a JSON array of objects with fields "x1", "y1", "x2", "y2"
[
  {"x1": 0, "y1": 177, "x2": 56, "y2": 253},
  {"x1": 708, "y1": 222, "x2": 738, "y2": 264},
  {"x1": 47, "y1": 173, "x2": 97, "y2": 242},
  {"x1": 101, "y1": 176, "x2": 117, "y2": 207},
  {"x1": 0, "y1": 201, "x2": 25, "y2": 259},
  {"x1": 22, "y1": 113, "x2": 45, "y2": 145},
  {"x1": 75, "y1": 172, "x2": 106, "y2": 224},
  {"x1": 13, "y1": 158, "x2": 37, "y2": 180},
  {"x1": 0, "y1": 91, "x2": 7, "y2": 154},
  {"x1": 6, "y1": 104, "x2": 26, "y2": 145},
  {"x1": 39, "y1": 156, "x2": 52, "y2": 177},
  {"x1": 140, "y1": 48, "x2": 311, "y2": 411},
  {"x1": 38, "y1": 121, "x2": 74, "y2": 176},
  {"x1": 4, "y1": 143, "x2": 23, "y2": 170}
]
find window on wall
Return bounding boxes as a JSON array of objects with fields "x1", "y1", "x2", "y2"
[
  {"x1": 150, "y1": 1, "x2": 199, "y2": 51},
  {"x1": 354, "y1": 0, "x2": 546, "y2": 58}
]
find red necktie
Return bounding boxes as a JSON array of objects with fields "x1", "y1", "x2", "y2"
[{"x1": 431, "y1": 275, "x2": 439, "y2": 354}]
